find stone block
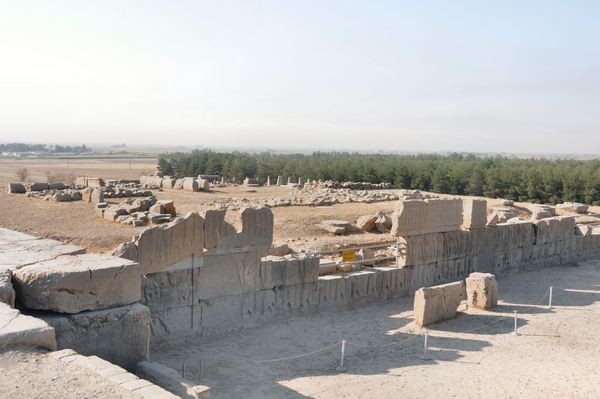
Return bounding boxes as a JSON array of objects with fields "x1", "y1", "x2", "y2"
[
  {"x1": 391, "y1": 198, "x2": 463, "y2": 237},
  {"x1": 40, "y1": 303, "x2": 150, "y2": 371},
  {"x1": 137, "y1": 361, "x2": 211, "y2": 399},
  {"x1": 465, "y1": 272, "x2": 498, "y2": 310},
  {"x1": 273, "y1": 281, "x2": 319, "y2": 312},
  {"x1": 30, "y1": 182, "x2": 49, "y2": 191},
  {"x1": 259, "y1": 254, "x2": 319, "y2": 289},
  {"x1": 183, "y1": 177, "x2": 199, "y2": 192},
  {"x1": 317, "y1": 275, "x2": 349, "y2": 308},
  {"x1": 462, "y1": 199, "x2": 487, "y2": 229},
  {"x1": 373, "y1": 266, "x2": 409, "y2": 299},
  {"x1": 0, "y1": 237, "x2": 85, "y2": 270},
  {"x1": 217, "y1": 207, "x2": 274, "y2": 248},
  {"x1": 413, "y1": 280, "x2": 465, "y2": 326},
  {"x1": 135, "y1": 211, "x2": 205, "y2": 275},
  {"x1": 200, "y1": 209, "x2": 236, "y2": 249},
  {"x1": 0, "y1": 268, "x2": 15, "y2": 307},
  {"x1": 399, "y1": 232, "x2": 444, "y2": 266},
  {"x1": 7, "y1": 182, "x2": 26, "y2": 194},
  {"x1": 347, "y1": 269, "x2": 379, "y2": 304},
  {"x1": 0, "y1": 303, "x2": 56, "y2": 350},
  {"x1": 12, "y1": 254, "x2": 141, "y2": 313}
]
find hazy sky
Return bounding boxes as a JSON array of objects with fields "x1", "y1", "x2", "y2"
[{"x1": 1, "y1": 1, "x2": 600, "y2": 153}]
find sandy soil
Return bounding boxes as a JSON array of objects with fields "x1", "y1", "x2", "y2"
[
  {"x1": 152, "y1": 260, "x2": 600, "y2": 399},
  {"x1": 1, "y1": 157, "x2": 599, "y2": 255},
  {"x1": 0, "y1": 349, "x2": 141, "y2": 399}
]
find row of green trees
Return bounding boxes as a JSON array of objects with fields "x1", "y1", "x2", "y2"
[
  {"x1": 157, "y1": 151, "x2": 600, "y2": 205},
  {"x1": 0, "y1": 143, "x2": 89, "y2": 154}
]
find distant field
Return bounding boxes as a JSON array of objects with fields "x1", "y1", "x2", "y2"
[{"x1": 0, "y1": 157, "x2": 158, "y2": 185}]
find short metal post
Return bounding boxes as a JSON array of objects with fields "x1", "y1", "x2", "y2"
[
  {"x1": 420, "y1": 330, "x2": 431, "y2": 360},
  {"x1": 337, "y1": 340, "x2": 347, "y2": 372},
  {"x1": 549, "y1": 286, "x2": 553, "y2": 309},
  {"x1": 512, "y1": 311, "x2": 519, "y2": 336}
]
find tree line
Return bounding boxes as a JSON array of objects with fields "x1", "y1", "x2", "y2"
[
  {"x1": 0, "y1": 143, "x2": 89, "y2": 154},
  {"x1": 157, "y1": 151, "x2": 600, "y2": 205}
]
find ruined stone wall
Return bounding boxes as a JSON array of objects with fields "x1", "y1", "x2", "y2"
[{"x1": 124, "y1": 204, "x2": 600, "y2": 346}]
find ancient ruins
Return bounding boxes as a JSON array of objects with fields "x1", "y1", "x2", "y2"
[{"x1": 2, "y1": 187, "x2": 600, "y2": 398}]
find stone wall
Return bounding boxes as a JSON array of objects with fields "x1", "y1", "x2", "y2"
[{"x1": 123, "y1": 203, "x2": 600, "y2": 346}]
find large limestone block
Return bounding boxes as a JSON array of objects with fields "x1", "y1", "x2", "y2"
[
  {"x1": 142, "y1": 265, "x2": 193, "y2": 312},
  {"x1": 40, "y1": 303, "x2": 150, "y2": 371},
  {"x1": 374, "y1": 266, "x2": 410, "y2": 299},
  {"x1": 0, "y1": 303, "x2": 56, "y2": 350},
  {"x1": 347, "y1": 269, "x2": 380, "y2": 304},
  {"x1": 201, "y1": 209, "x2": 236, "y2": 249},
  {"x1": 217, "y1": 207, "x2": 274, "y2": 248},
  {"x1": 0, "y1": 237, "x2": 85, "y2": 270},
  {"x1": 273, "y1": 281, "x2": 319, "y2": 313},
  {"x1": 413, "y1": 281, "x2": 465, "y2": 326},
  {"x1": 183, "y1": 177, "x2": 199, "y2": 192},
  {"x1": 259, "y1": 254, "x2": 319, "y2": 289},
  {"x1": 0, "y1": 227, "x2": 37, "y2": 244},
  {"x1": 12, "y1": 254, "x2": 141, "y2": 313},
  {"x1": 466, "y1": 272, "x2": 498, "y2": 310},
  {"x1": 0, "y1": 268, "x2": 15, "y2": 307},
  {"x1": 135, "y1": 211, "x2": 205, "y2": 275},
  {"x1": 462, "y1": 199, "x2": 487, "y2": 229},
  {"x1": 7, "y1": 182, "x2": 26, "y2": 194},
  {"x1": 391, "y1": 198, "x2": 463, "y2": 237}
]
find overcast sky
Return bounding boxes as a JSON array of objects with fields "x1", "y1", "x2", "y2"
[{"x1": 1, "y1": 1, "x2": 599, "y2": 153}]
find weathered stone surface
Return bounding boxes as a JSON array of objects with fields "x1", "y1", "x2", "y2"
[
  {"x1": 0, "y1": 303, "x2": 56, "y2": 350},
  {"x1": 12, "y1": 254, "x2": 141, "y2": 313},
  {"x1": 374, "y1": 211, "x2": 392, "y2": 233},
  {"x1": 200, "y1": 209, "x2": 236, "y2": 249},
  {"x1": 357, "y1": 214, "x2": 378, "y2": 232},
  {"x1": 259, "y1": 254, "x2": 319, "y2": 290},
  {"x1": 462, "y1": 199, "x2": 487, "y2": 229},
  {"x1": 91, "y1": 188, "x2": 104, "y2": 203},
  {"x1": 321, "y1": 220, "x2": 353, "y2": 235},
  {"x1": 161, "y1": 177, "x2": 176, "y2": 189},
  {"x1": 197, "y1": 178, "x2": 210, "y2": 192},
  {"x1": 30, "y1": 182, "x2": 49, "y2": 191},
  {"x1": 40, "y1": 303, "x2": 150, "y2": 371},
  {"x1": 0, "y1": 237, "x2": 85, "y2": 270},
  {"x1": 137, "y1": 361, "x2": 211, "y2": 399},
  {"x1": 7, "y1": 182, "x2": 26, "y2": 194},
  {"x1": 183, "y1": 177, "x2": 199, "y2": 192},
  {"x1": 215, "y1": 207, "x2": 273, "y2": 249},
  {"x1": 466, "y1": 272, "x2": 498, "y2": 310},
  {"x1": 135, "y1": 212, "x2": 205, "y2": 275},
  {"x1": 270, "y1": 242, "x2": 294, "y2": 256},
  {"x1": 317, "y1": 275, "x2": 349, "y2": 308},
  {"x1": 413, "y1": 281, "x2": 465, "y2": 326},
  {"x1": 391, "y1": 199, "x2": 463, "y2": 237},
  {"x1": 0, "y1": 268, "x2": 15, "y2": 307},
  {"x1": 557, "y1": 202, "x2": 589, "y2": 214},
  {"x1": 149, "y1": 200, "x2": 176, "y2": 216}
]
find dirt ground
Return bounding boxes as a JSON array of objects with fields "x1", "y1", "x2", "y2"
[
  {"x1": 152, "y1": 260, "x2": 600, "y2": 399},
  {"x1": 1, "y1": 157, "x2": 598, "y2": 255},
  {"x1": 0, "y1": 350, "x2": 141, "y2": 399}
]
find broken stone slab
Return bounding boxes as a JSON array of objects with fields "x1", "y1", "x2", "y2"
[
  {"x1": 374, "y1": 211, "x2": 392, "y2": 233},
  {"x1": 466, "y1": 272, "x2": 498, "y2": 310},
  {"x1": 40, "y1": 303, "x2": 150, "y2": 371},
  {"x1": 149, "y1": 200, "x2": 176, "y2": 216},
  {"x1": 270, "y1": 242, "x2": 294, "y2": 256},
  {"x1": 198, "y1": 178, "x2": 210, "y2": 192},
  {"x1": 7, "y1": 182, "x2": 26, "y2": 194},
  {"x1": 12, "y1": 254, "x2": 141, "y2": 313},
  {"x1": 356, "y1": 214, "x2": 378, "y2": 232},
  {"x1": 321, "y1": 220, "x2": 353, "y2": 235},
  {"x1": 0, "y1": 268, "x2": 15, "y2": 307},
  {"x1": 413, "y1": 280, "x2": 465, "y2": 326},
  {"x1": 0, "y1": 303, "x2": 56, "y2": 350},
  {"x1": 135, "y1": 211, "x2": 205, "y2": 275},
  {"x1": 91, "y1": 188, "x2": 104, "y2": 203},
  {"x1": 556, "y1": 202, "x2": 589, "y2": 214}
]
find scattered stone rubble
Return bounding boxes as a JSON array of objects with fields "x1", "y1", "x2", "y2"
[
  {"x1": 97, "y1": 196, "x2": 176, "y2": 226},
  {"x1": 356, "y1": 211, "x2": 393, "y2": 233},
  {"x1": 557, "y1": 202, "x2": 589, "y2": 214}
]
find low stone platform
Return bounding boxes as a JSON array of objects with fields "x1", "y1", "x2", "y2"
[{"x1": 0, "y1": 303, "x2": 56, "y2": 350}]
